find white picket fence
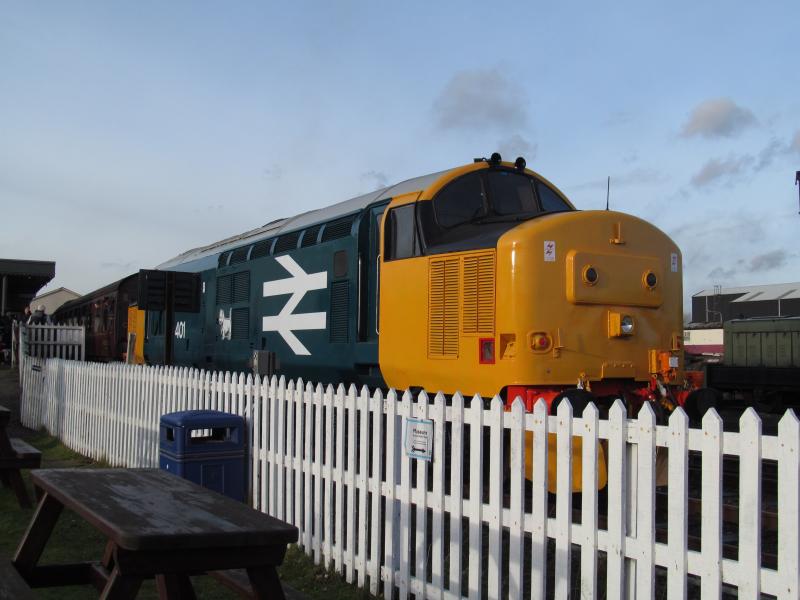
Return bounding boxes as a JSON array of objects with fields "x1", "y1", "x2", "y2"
[
  {"x1": 19, "y1": 323, "x2": 85, "y2": 361},
  {"x1": 18, "y1": 355, "x2": 800, "y2": 599}
]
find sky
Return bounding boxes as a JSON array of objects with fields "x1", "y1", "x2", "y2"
[{"x1": 2, "y1": 1, "x2": 798, "y2": 314}]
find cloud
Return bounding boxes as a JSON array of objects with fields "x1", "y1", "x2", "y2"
[
  {"x1": 708, "y1": 266, "x2": 737, "y2": 280},
  {"x1": 569, "y1": 167, "x2": 668, "y2": 191},
  {"x1": 748, "y1": 249, "x2": 788, "y2": 272},
  {"x1": 433, "y1": 68, "x2": 529, "y2": 131},
  {"x1": 100, "y1": 261, "x2": 136, "y2": 270},
  {"x1": 792, "y1": 130, "x2": 800, "y2": 154},
  {"x1": 691, "y1": 134, "x2": 799, "y2": 188},
  {"x1": 704, "y1": 250, "x2": 790, "y2": 282},
  {"x1": 263, "y1": 165, "x2": 283, "y2": 181},
  {"x1": 361, "y1": 170, "x2": 389, "y2": 190},
  {"x1": 756, "y1": 138, "x2": 786, "y2": 171},
  {"x1": 690, "y1": 155, "x2": 753, "y2": 187},
  {"x1": 496, "y1": 134, "x2": 537, "y2": 161},
  {"x1": 681, "y1": 98, "x2": 756, "y2": 139}
]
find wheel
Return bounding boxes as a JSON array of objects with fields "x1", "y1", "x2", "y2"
[
  {"x1": 551, "y1": 388, "x2": 595, "y2": 416},
  {"x1": 684, "y1": 387, "x2": 721, "y2": 423}
]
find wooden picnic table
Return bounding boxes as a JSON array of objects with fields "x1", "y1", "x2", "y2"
[
  {"x1": 0, "y1": 404, "x2": 41, "y2": 507},
  {"x1": 12, "y1": 468, "x2": 299, "y2": 599}
]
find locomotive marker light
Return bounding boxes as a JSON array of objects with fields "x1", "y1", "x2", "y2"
[{"x1": 262, "y1": 255, "x2": 327, "y2": 356}]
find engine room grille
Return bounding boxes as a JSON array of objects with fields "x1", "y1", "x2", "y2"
[
  {"x1": 231, "y1": 307, "x2": 249, "y2": 340},
  {"x1": 462, "y1": 253, "x2": 495, "y2": 334},
  {"x1": 428, "y1": 258, "x2": 459, "y2": 358},
  {"x1": 233, "y1": 271, "x2": 250, "y2": 303},
  {"x1": 216, "y1": 275, "x2": 232, "y2": 305},
  {"x1": 329, "y1": 281, "x2": 349, "y2": 343}
]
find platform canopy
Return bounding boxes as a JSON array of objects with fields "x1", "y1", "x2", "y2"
[{"x1": 0, "y1": 258, "x2": 56, "y2": 316}]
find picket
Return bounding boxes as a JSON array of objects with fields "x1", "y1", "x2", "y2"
[
  {"x1": 701, "y1": 409, "x2": 724, "y2": 598},
  {"x1": 16, "y1": 354, "x2": 796, "y2": 600},
  {"x1": 777, "y1": 411, "x2": 800, "y2": 600},
  {"x1": 667, "y1": 408, "x2": 689, "y2": 600}
]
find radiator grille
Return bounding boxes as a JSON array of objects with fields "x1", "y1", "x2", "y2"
[
  {"x1": 428, "y1": 258, "x2": 459, "y2": 358},
  {"x1": 229, "y1": 246, "x2": 249, "y2": 265},
  {"x1": 301, "y1": 225, "x2": 322, "y2": 247},
  {"x1": 462, "y1": 253, "x2": 495, "y2": 334},
  {"x1": 321, "y1": 216, "x2": 355, "y2": 242},
  {"x1": 231, "y1": 307, "x2": 249, "y2": 340},
  {"x1": 250, "y1": 240, "x2": 272, "y2": 260},
  {"x1": 329, "y1": 281, "x2": 349, "y2": 343},
  {"x1": 274, "y1": 231, "x2": 300, "y2": 254}
]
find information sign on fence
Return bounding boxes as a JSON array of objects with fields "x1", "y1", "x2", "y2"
[{"x1": 403, "y1": 417, "x2": 434, "y2": 461}]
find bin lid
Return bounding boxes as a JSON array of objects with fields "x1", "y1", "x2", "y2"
[{"x1": 160, "y1": 410, "x2": 243, "y2": 428}]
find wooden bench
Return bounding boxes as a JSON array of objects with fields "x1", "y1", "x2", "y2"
[
  {"x1": 0, "y1": 560, "x2": 34, "y2": 599},
  {"x1": 0, "y1": 405, "x2": 42, "y2": 508}
]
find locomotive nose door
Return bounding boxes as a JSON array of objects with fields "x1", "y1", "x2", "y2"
[{"x1": 359, "y1": 204, "x2": 386, "y2": 343}]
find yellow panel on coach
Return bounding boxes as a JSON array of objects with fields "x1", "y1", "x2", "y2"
[{"x1": 126, "y1": 305, "x2": 145, "y2": 364}]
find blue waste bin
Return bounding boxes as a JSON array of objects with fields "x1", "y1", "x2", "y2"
[{"x1": 159, "y1": 410, "x2": 246, "y2": 502}]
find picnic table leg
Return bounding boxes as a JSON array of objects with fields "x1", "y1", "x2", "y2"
[
  {"x1": 6, "y1": 468, "x2": 33, "y2": 507},
  {"x1": 246, "y1": 566, "x2": 285, "y2": 600},
  {"x1": 100, "y1": 565, "x2": 143, "y2": 600},
  {"x1": 13, "y1": 492, "x2": 63, "y2": 579},
  {"x1": 102, "y1": 540, "x2": 116, "y2": 570},
  {"x1": 155, "y1": 573, "x2": 197, "y2": 600}
]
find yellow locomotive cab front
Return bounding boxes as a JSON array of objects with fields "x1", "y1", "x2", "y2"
[{"x1": 378, "y1": 158, "x2": 683, "y2": 491}]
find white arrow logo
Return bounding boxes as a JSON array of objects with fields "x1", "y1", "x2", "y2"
[{"x1": 262, "y1": 255, "x2": 327, "y2": 356}]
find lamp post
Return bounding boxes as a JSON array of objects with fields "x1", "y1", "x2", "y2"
[{"x1": 796, "y1": 171, "x2": 800, "y2": 214}]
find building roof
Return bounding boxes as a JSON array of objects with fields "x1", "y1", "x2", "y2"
[
  {"x1": 0, "y1": 258, "x2": 56, "y2": 313},
  {"x1": 33, "y1": 287, "x2": 81, "y2": 301},
  {"x1": 156, "y1": 169, "x2": 451, "y2": 272},
  {"x1": 693, "y1": 282, "x2": 800, "y2": 301}
]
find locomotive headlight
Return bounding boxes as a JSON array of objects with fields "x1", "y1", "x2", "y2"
[
  {"x1": 609, "y1": 312, "x2": 635, "y2": 337},
  {"x1": 621, "y1": 315, "x2": 635, "y2": 334}
]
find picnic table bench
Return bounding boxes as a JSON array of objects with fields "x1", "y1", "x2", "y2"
[
  {"x1": 0, "y1": 560, "x2": 34, "y2": 599},
  {"x1": 13, "y1": 468, "x2": 299, "y2": 599},
  {"x1": 0, "y1": 405, "x2": 41, "y2": 508}
]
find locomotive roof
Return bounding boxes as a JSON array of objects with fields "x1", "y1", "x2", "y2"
[{"x1": 156, "y1": 168, "x2": 450, "y2": 272}]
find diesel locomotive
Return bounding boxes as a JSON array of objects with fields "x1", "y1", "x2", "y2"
[{"x1": 134, "y1": 154, "x2": 684, "y2": 415}]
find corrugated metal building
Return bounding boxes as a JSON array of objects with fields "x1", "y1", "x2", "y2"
[{"x1": 690, "y1": 282, "x2": 800, "y2": 324}]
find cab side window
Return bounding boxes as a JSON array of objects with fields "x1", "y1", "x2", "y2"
[
  {"x1": 384, "y1": 204, "x2": 420, "y2": 260},
  {"x1": 536, "y1": 180, "x2": 571, "y2": 212}
]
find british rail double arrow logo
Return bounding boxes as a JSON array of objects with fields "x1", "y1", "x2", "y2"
[{"x1": 262, "y1": 256, "x2": 327, "y2": 356}]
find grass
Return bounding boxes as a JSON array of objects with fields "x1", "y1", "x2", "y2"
[{"x1": 0, "y1": 367, "x2": 377, "y2": 599}]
